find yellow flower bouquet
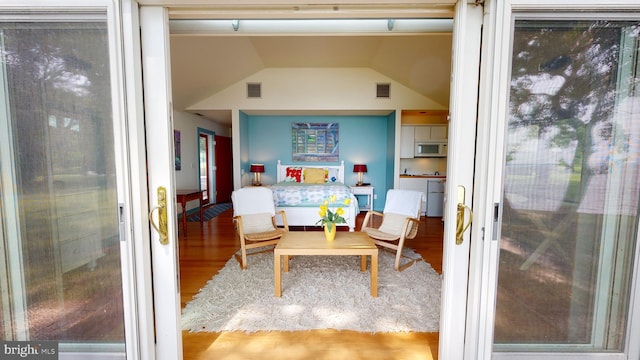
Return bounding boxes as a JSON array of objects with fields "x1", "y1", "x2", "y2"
[{"x1": 316, "y1": 195, "x2": 351, "y2": 228}]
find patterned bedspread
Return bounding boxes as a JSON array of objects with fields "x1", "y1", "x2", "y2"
[{"x1": 270, "y1": 182, "x2": 354, "y2": 207}]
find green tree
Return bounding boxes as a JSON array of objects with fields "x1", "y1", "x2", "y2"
[{"x1": 508, "y1": 21, "x2": 638, "y2": 203}]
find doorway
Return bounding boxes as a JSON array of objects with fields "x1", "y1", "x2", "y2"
[
  {"x1": 167, "y1": 14, "x2": 455, "y2": 359},
  {"x1": 142, "y1": 2, "x2": 481, "y2": 358},
  {"x1": 214, "y1": 134, "x2": 233, "y2": 203},
  {"x1": 198, "y1": 129, "x2": 214, "y2": 204}
]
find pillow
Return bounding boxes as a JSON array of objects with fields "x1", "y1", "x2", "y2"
[
  {"x1": 378, "y1": 213, "x2": 410, "y2": 236},
  {"x1": 285, "y1": 167, "x2": 302, "y2": 182},
  {"x1": 327, "y1": 168, "x2": 340, "y2": 182},
  {"x1": 241, "y1": 213, "x2": 275, "y2": 233},
  {"x1": 304, "y1": 168, "x2": 327, "y2": 184}
]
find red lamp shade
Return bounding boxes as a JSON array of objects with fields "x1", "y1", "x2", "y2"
[
  {"x1": 250, "y1": 163, "x2": 265, "y2": 185},
  {"x1": 353, "y1": 164, "x2": 367, "y2": 173},
  {"x1": 353, "y1": 164, "x2": 367, "y2": 185},
  {"x1": 250, "y1": 163, "x2": 265, "y2": 173}
]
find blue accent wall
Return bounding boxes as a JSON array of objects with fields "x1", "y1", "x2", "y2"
[
  {"x1": 239, "y1": 111, "x2": 250, "y2": 183},
  {"x1": 385, "y1": 112, "x2": 397, "y2": 197},
  {"x1": 243, "y1": 114, "x2": 395, "y2": 211}
]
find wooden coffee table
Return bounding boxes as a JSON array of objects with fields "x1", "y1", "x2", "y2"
[{"x1": 274, "y1": 231, "x2": 378, "y2": 297}]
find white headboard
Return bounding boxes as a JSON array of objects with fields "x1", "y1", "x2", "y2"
[{"x1": 276, "y1": 160, "x2": 345, "y2": 183}]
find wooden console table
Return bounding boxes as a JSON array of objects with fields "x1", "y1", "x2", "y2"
[{"x1": 176, "y1": 189, "x2": 204, "y2": 237}]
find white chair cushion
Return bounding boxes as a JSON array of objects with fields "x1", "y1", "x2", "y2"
[
  {"x1": 232, "y1": 187, "x2": 276, "y2": 216},
  {"x1": 384, "y1": 189, "x2": 423, "y2": 218},
  {"x1": 378, "y1": 213, "x2": 408, "y2": 236},
  {"x1": 241, "y1": 213, "x2": 275, "y2": 233},
  {"x1": 363, "y1": 227, "x2": 399, "y2": 241}
]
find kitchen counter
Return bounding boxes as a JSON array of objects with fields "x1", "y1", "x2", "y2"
[{"x1": 400, "y1": 174, "x2": 446, "y2": 179}]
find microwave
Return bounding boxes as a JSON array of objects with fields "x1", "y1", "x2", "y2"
[{"x1": 415, "y1": 142, "x2": 447, "y2": 157}]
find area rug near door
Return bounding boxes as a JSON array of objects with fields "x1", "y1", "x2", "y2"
[
  {"x1": 181, "y1": 248, "x2": 441, "y2": 333},
  {"x1": 186, "y1": 202, "x2": 232, "y2": 222}
]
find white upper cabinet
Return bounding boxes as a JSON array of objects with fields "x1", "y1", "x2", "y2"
[
  {"x1": 415, "y1": 125, "x2": 448, "y2": 141},
  {"x1": 400, "y1": 126, "x2": 415, "y2": 158},
  {"x1": 414, "y1": 126, "x2": 431, "y2": 141},
  {"x1": 400, "y1": 125, "x2": 449, "y2": 158},
  {"x1": 430, "y1": 125, "x2": 448, "y2": 140}
]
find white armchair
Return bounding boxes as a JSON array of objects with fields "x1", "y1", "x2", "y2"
[
  {"x1": 232, "y1": 187, "x2": 288, "y2": 269},
  {"x1": 361, "y1": 189, "x2": 424, "y2": 271}
]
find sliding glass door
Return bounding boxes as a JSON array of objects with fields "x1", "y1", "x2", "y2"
[
  {"x1": 0, "y1": 4, "x2": 136, "y2": 358},
  {"x1": 489, "y1": 7, "x2": 640, "y2": 358}
]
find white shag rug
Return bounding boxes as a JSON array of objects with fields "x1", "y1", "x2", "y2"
[{"x1": 181, "y1": 248, "x2": 441, "y2": 333}]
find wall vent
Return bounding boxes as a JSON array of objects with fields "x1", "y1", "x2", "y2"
[
  {"x1": 376, "y1": 83, "x2": 390, "y2": 98},
  {"x1": 247, "y1": 82, "x2": 261, "y2": 98}
]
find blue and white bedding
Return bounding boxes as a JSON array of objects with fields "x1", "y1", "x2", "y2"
[{"x1": 270, "y1": 182, "x2": 354, "y2": 207}]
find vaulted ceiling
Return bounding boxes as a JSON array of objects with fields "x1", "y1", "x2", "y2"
[{"x1": 169, "y1": 24, "x2": 453, "y2": 125}]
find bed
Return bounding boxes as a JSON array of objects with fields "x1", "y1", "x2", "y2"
[{"x1": 270, "y1": 160, "x2": 359, "y2": 231}]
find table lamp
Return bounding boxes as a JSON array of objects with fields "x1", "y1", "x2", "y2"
[
  {"x1": 353, "y1": 164, "x2": 368, "y2": 186},
  {"x1": 250, "y1": 163, "x2": 265, "y2": 186}
]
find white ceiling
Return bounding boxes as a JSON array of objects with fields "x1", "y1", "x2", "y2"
[{"x1": 169, "y1": 23, "x2": 453, "y2": 125}]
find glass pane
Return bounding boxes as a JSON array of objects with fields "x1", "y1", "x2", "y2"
[
  {"x1": 495, "y1": 19, "x2": 640, "y2": 352},
  {"x1": 0, "y1": 19, "x2": 125, "y2": 351},
  {"x1": 199, "y1": 135, "x2": 208, "y2": 201}
]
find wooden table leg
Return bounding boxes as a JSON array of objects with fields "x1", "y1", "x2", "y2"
[
  {"x1": 360, "y1": 255, "x2": 366, "y2": 271},
  {"x1": 283, "y1": 255, "x2": 290, "y2": 272},
  {"x1": 371, "y1": 252, "x2": 378, "y2": 297},
  {"x1": 274, "y1": 252, "x2": 282, "y2": 297}
]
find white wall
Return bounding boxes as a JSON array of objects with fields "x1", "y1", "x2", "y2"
[
  {"x1": 188, "y1": 67, "x2": 446, "y2": 189},
  {"x1": 173, "y1": 110, "x2": 231, "y2": 211},
  {"x1": 189, "y1": 67, "x2": 444, "y2": 111}
]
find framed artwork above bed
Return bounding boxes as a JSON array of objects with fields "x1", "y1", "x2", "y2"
[{"x1": 292, "y1": 122, "x2": 339, "y2": 162}]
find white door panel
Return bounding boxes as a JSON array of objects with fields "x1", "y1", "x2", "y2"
[
  {"x1": 438, "y1": 2, "x2": 484, "y2": 359},
  {"x1": 472, "y1": 1, "x2": 640, "y2": 359},
  {"x1": 140, "y1": 6, "x2": 183, "y2": 360}
]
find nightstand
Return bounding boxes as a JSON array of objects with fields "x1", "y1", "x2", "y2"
[{"x1": 350, "y1": 185, "x2": 374, "y2": 212}]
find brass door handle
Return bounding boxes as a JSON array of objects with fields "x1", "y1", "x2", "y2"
[
  {"x1": 456, "y1": 185, "x2": 473, "y2": 245},
  {"x1": 149, "y1": 186, "x2": 169, "y2": 245}
]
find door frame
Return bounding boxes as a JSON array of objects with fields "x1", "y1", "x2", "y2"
[
  {"x1": 137, "y1": 0, "x2": 481, "y2": 358},
  {"x1": 467, "y1": 1, "x2": 640, "y2": 359},
  {"x1": 139, "y1": 5, "x2": 183, "y2": 360},
  {"x1": 438, "y1": 1, "x2": 484, "y2": 359},
  {"x1": 121, "y1": 1, "x2": 157, "y2": 359}
]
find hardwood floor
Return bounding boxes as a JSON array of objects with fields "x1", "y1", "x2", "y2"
[{"x1": 179, "y1": 206, "x2": 443, "y2": 359}]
